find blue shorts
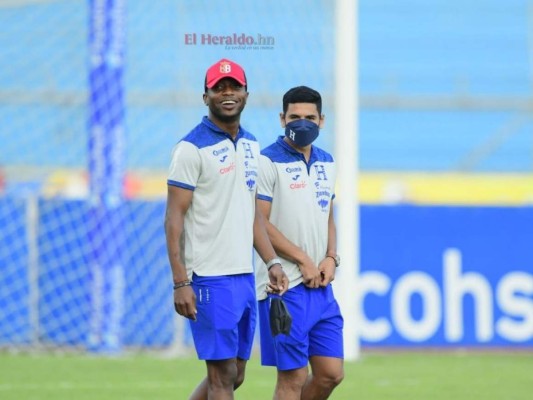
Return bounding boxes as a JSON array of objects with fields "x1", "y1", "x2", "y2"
[
  {"x1": 189, "y1": 273, "x2": 256, "y2": 361},
  {"x1": 258, "y1": 283, "x2": 344, "y2": 370}
]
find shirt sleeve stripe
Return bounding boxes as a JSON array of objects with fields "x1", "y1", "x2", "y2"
[
  {"x1": 257, "y1": 193, "x2": 273, "y2": 202},
  {"x1": 167, "y1": 180, "x2": 195, "y2": 191}
]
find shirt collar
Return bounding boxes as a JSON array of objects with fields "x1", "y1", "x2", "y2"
[
  {"x1": 275, "y1": 135, "x2": 317, "y2": 163},
  {"x1": 202, "y1": 116, "x2": 243, "y2": 141}
]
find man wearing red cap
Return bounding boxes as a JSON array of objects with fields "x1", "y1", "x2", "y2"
[{"x1": 165, "y1": 59, "x2": 288, "y2": 399}]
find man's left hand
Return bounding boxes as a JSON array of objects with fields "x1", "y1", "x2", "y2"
[{"x1": 318, "y1": 258, "x2": 336, "y2": 286}]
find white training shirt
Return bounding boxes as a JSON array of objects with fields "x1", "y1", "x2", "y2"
[
  {"x1": 255, "y1": 136, "x2": 336, "y2": 300},
  {"x1": 167, "y1": 116, "x2": 260, "y2": 279}
]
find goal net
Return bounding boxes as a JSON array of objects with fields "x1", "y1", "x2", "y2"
[{"x1": 0, "y1": 0, "x2": 336, "y2": 353}]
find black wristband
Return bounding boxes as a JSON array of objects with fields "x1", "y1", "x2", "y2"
[{"x1": 326, "y1": 254, "x2": 340, "y2": 267}]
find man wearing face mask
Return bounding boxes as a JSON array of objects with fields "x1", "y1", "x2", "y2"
[{"x1": 254, "y1": 86, "x2": 344, "y2": 400}]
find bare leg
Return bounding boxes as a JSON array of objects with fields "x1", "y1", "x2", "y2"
[
  {"x1": 233, "y1": 358, "x2": 248, "y2": 390},
  {"x1": 189, "y1": 377, "x2": 208, "y2": 400},
  {"x1": 301, "y1": 356, "x2": 344, "y2": 400},
  {"x1": 189, "y1": 358, "x2": 248, "y2": 400},
  {"x1": 274, "y1": 366, "x2": 308, "y2": 400}
]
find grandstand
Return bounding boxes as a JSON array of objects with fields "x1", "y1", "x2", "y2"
[{"x1": 0, "y1": 1, "x2": 531, "y2": 193}]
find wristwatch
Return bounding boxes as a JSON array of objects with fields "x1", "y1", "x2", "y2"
[{"x1": 326, "y1": 254, "x2": 340, "y2": 267}]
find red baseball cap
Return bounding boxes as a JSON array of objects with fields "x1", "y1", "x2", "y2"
[{"x1": 205, "y1": 58, "x2": 247, "y2": 89}]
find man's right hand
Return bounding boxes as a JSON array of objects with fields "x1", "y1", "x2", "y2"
[
  {"x1": 298, "y1": 255, "x2": 321, "y2": 288},
  {"x1": 173, "y1": 286, "x2": 197, "y2": 320},
  {"x1": 267, "y1": 264, "x2": 289, "y2": 296}
]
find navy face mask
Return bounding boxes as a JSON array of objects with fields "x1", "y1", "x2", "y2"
[{"x1": 284, "y1": 119, "x2": 319, "y2": 147}]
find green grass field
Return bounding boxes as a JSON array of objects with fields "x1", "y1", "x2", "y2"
[{"x1": 1, "y1": 351, "x2": 532, "y2": 399}]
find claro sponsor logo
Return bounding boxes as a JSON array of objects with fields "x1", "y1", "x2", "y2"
[
  {"x1": 358, "y1": 248, "x2": 533, "y2": 343},
  {"x1": 290, "y1": 181, "x2": 306, "y2": 189},
  {"x1": 219, "y1": 163, "x2": 235, "y2": 175}
]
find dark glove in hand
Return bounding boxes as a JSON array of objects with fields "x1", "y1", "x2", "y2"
[{"x1": 269, "y1": 297, "x2": 292, "y2": 337}]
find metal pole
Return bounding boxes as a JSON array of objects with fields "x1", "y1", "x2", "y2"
[
  {"x1": 26, "y1": 194, "x2": 40, "y2": 346},
  {"x1": 334, "y1": 0, "x2": 360, "y2": 361}
]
